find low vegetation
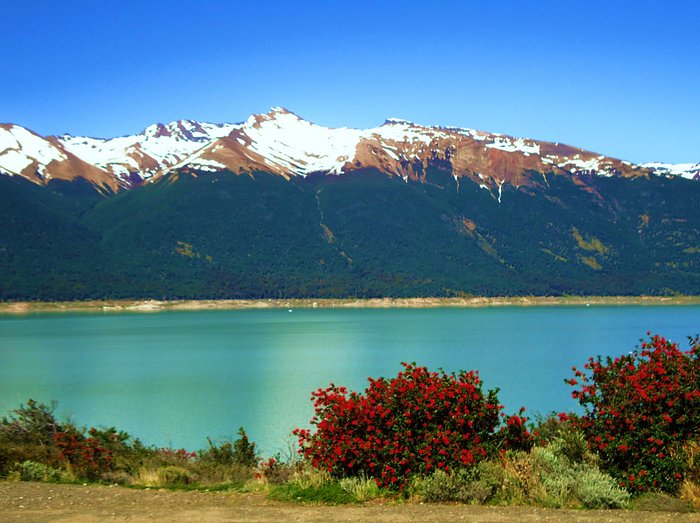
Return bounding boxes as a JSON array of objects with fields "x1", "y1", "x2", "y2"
[{"x1": 0, "y1": 333, "x2": 698, "y2": 511}]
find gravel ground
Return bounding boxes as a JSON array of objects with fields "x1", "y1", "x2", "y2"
[{"x1": 1, "y1": 482, "x2": 698, "y2": 523}]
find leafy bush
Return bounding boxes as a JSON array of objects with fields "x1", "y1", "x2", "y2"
[
  {"x1": 569, "y1": 333, "x2": 700, "y2": 493},
  {"x1": 417, "y1": 462, "x2": 502, "y2": 503},
  {"x1": 85, "y1": 426, "x2": 153, "y2": 475},
  {"x1": 199, "y1": 428, "x2": 257, "y2": 467},
  {"x1": 271, "y1": 467, "x2": 357, "y2": 504},
  {"x1": 680, "y1": 440, "x2": 700, "y2": 509},
  {"x1": 339, "y1": 474, "x2": 383, "y2": 501},
  {"x1": 0, "y1": 400, "x2": 64, "y2": 474},
  {"x1": 154, "y1": 447, "x2": 197, "y2": 465},
  {"x1": 256, "y1": 456, "x2": 294, "y2": 484},
  {"x1": 575, "y1": 468, "x2": 631, "y2": 509},
  {"x1": 1, "y1": 400, "x2": 63, "y2": 446},
  {"x1": 293, "y1": 363, "x2": 531, "y2": 489},
  {"x1": 19, "y1": 460, "x2": 64, "y2": 482},
  {"x1": 157, "y1": 465, "x2": 192, "y2": 486},
  {"x1": 268, "y1": 481, "x2": 358, "y2": 504},
  {"x1": 414, "y1": 434, "x2": 627, "y2": 509},
  {"x1": 54, "y1": 430, "x2": 114, "y2": 481},
  {"x1": 499, "y1": 438, "x2": 628, "y2": 508}
]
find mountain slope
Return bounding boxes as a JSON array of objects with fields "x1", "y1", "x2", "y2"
[
  {"x1": 0, "y1": 124, "x2": 117, "y2": 192},
  {"x1": 57, "y1": 120, "x2": 239, "y2": 186},
  {"x1": 2, "y1": 165, "x2": 698, "y2": 300}
]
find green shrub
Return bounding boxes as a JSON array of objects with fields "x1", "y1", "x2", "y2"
[
  {"x1": 630, "y1": 492, "x2": 693, "y2": 512},
  {"x1": 1, "y1": 400, "x2": 63, "y2": 446},
  {"x1": 419, "y1": 469, "x2": 472, "y2": 503},
  {"x1": 339, "y1": 475, "x2": 383, "y2": 501},
  {"x1": 496, "y1": 436, "x2": 628, "y2": 509},
  {"x1": 289, "y1": 465, "x2": 332, "y2": 489},
  {"x1": 417, "y1": 461, "x2": 504, "y2": 504},
  {"x1": 530, "y1": 446, "x2": 576, "y2": 507},
  {"x1": 268, "y1": 481, "x2": 357, "y2": 504},
  {"x1": 0, "y1": 399, "x2": 65, "y2": 475},
  {"x1": 100, "y1": 470, "x2": 134, "y2": 485},
  {"x1": 19, "y1": 460, "x2": 64, "y2": 482},
  {"x1": 575, "y1": 468, "x2": 630, "y2": 509},
  {"x1": 199, "y1": 428, "x2": 257, "y2": 467},
  {"x1": 157, "y1": 466, "x2": 192, "y2": 486},
  {"x1": 531, "y1": 440, "x2": 627, "y2": 509}
]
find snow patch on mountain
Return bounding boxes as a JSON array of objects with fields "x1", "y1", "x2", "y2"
[
  {"x1": 642, "y1": 162, "x2": 700, "y2": 180},
  {"x1": 486, "y1": 136, "x2": 540, "y2": 156},
  {"x1": 241, "y1": 108, "x2": 362, "y2": 175},
  {"x1": 0, "y1": 125, "x2": 67, "y2": 177},
  {"x1": 59, "y1": 120, "x2": 239, "y2": 181},
  {"x1": 371, "y1": 119, "x2": 450, "y2": 146}
]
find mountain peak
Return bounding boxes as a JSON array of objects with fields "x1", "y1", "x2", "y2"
[
  {"x1": 382, "y1": 117, "x2": 417, "y2": 126},
  {"x1": 269, "y1": 106, "x2": 292, "y2": 115},
  {"x1": 244, "y1": 106, "x2": 304, "y2": 130}
]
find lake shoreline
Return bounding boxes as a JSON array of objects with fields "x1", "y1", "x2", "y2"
[{"x1": 1, "y1": 295, "x2": 699, "y2": 314}]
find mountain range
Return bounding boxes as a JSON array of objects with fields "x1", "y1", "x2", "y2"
[
  {"x1": 2, "y1": 107, "x2": 698, "y2": 191},
  {"x1": 1, "y1": 108, "x2": 699, "y2": 300}
]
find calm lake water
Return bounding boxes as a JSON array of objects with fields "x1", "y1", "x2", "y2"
[{"x1": 0, "y1": 306, "x2": 698, "y2": 455}]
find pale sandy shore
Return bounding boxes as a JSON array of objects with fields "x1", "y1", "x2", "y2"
[{"x1": 1, "y1": 296, "x2": 699, "y2": 314}]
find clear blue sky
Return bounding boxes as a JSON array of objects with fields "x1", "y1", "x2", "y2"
[{"x1": 2, "y1": 1, "x2": 698, "y2": 164}]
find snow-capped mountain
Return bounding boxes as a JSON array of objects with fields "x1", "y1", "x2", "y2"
[
  {"x1": 58, "y1": 119, "x2": 239, "y2": 185},
  {"x1": 0, "y1": 124, "x2": 118, "y2": 191},
  {"x1": 0, "y1": 108, "x2": 697, "y2": 191},
  {"x1": 173, "y1": 107, "x2": 646, "y2": 189}
]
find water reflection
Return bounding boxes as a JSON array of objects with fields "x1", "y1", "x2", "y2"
[{"x1": 0, "y1": 306, "x2": 697, "y2": 454}]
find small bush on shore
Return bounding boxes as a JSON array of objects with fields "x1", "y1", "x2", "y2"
[
  {"x1": 19, "y1": 460, "x2": 65, "y2": 482},
  {"x1": 293, "y1": 362, "x2": 531, "y2": 490},
  {"x1": 339, "y1": 474, "x2": 383, "y2": 501},
  {"x1": 569, "y1": 333, "x2": 700, "y2": 493},
  {"x1": 157, "y1": 466, "x2": 193, "y2": 486},
  {"x1": 0, "y1": 400, "x2": 64, "y2": 473},
  {"x1": 0, "y1": 400, "x2": 259, "y2": 487},
  {"x1": 199, "y1": 428, "x2": 257, "y2": 468},
  {"x1": 268, "y1": 481, "x2": 358, "y2": 504},
  {"x1": 414, "y1": 435, "x2": 628, "y2": 509}
]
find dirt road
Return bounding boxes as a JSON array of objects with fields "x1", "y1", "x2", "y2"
[{"x1": 1, "y1": 482, "x2": 698, "y2": 523}]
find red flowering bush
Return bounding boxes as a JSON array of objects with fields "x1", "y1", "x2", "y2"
[
  {"x1": 569, "y1": 333, "x2": 700, "y2": 493},
  {"x1": 293, "y1": 363, "x2": 531, "y2": 489},
  {"x1": 55, "y1": 430, "x2": 114, "y2": 480},
  {"x1": 157, "y1": 447, "x2": 198, "y2": 464}
]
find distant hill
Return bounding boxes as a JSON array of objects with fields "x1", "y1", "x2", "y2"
[{"x1": 1, "y1": 109, "x2": 698, "y2": 300}]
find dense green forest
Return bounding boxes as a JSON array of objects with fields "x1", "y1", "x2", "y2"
[{"x1": 1, "y1": 167, "x2": 699, "y2": 300}]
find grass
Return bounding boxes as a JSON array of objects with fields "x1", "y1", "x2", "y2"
[
  {"x1": 630, "y1": 492, "x2": 694, "y2": 513},
  {"x1": 268, "y1": 482, "x2": 358, "y2": 504}
]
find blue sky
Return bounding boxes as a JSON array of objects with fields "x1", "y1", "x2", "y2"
[{"x1": 2, "y1": 1, "x2": 698, "y2": 164}]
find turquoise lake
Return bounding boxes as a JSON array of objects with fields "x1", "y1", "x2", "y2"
[{"x1": 0, "y1": 306, "x2": 698, "y2": 455}]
